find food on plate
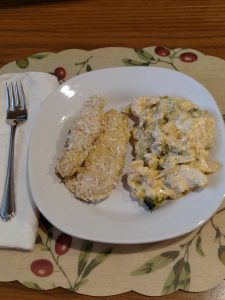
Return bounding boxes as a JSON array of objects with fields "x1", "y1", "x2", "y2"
[
  {"x1": 127, "y1": 96, "x2": 221, "y2": 210},
  {"x1": 56, "y1": 96, "x2": 105, "y2": 178},
  {"x1": 56, "y1": 97, "x2": 130, "y2": 203},
  {"x1": 65, "y1": 109, "x2": 130, "y2": 202}
]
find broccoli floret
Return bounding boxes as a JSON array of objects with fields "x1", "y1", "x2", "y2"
[
  {"x1": 143, "y1": 197, "x2": 156, "y2": 211},
  {"x1": 143, "y1": 195, "x2": 167, "y2": 211}
]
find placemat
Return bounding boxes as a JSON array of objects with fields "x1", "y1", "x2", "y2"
[{"x1": 0, "y1": 46, "x2": 225, "y2": 296}]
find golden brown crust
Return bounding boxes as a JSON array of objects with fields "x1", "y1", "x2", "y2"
[
  {"x1": 65, "y1": 109, "x2": 130, "y2": 202},
  {"x1": 56, "y1": 96, "x2": 105, "y2": 178}
]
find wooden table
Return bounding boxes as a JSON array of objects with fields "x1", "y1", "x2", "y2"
[{"x1": 1, "y1": 0, "x2": 225, "y2": 299}]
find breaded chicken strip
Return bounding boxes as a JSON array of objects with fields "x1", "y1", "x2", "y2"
[
  {"x1": 65, "y1": 109, "x2": 130, "y2": 202},
  {"x1": 56, "y1": 96, "x2": 105, "y2": 178}
]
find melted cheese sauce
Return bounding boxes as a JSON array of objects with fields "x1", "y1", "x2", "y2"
[{"x1": 127, "y1": 96, "x2": 221, "y2": 210}]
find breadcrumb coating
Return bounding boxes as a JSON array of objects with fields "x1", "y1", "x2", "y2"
[
  {"x1": 65, "y1": 109, "x2": 130, "y2": 202},
  {"x1": 56, "y1": 96, "x2": 105, "y2": 178}
]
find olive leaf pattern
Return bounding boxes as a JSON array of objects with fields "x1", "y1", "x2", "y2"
[
  {"x1": 15, "y1": 53, "x2": 49, "y2": 69},
  {"x1": 73, "y1": 243, "x2": 113, "y2": 291},
  {"x1": 30, "y1": 53, "x2": 49, "y2": 60},
  {"x1": 196, "y1": 236, "x2": 205, "y2": 257},
  {"x1": 29, "y1": 217, "x2": 113, "y2": 292},
  {"x1": 122, "y1": 47, "x2": 198, "y2": 70},
  {"x1": 74, "y1": 56, "x2": 93, "y2": 75},
  {"x1": 77, "y1": 240, "x2": 93, "y2": 277},
  {"x1": 131, "y1": 244, "x2": 192, "y2": 295},
  {"x1": 9, "y1": 47, "x2": 225, "y2": 295},
  {"x1": 131, "y1": 251, "x2": 180, "y2": 275},
  {"x1": 79, "y1": 247, "x2": 113, "y2": 279},
  {"x1": 131, "y1": 206, "x2": 225, "y2": 295},
  {"x1": 22, "y1": 282, "x2": 42, "y2": 290},
  {"x1": 218, "y1": 246, "x2": 225, "y2": 266},
  {"x1": 163, "y1": 258, "x2": 190, "y2": 294}
]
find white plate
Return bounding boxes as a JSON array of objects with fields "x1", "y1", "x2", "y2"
[{"x1": 28, "y1": 67, "x2": 225, "y2": 244}]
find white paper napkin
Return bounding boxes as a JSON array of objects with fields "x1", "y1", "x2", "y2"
[{"x1": 0, "y1": 72, "x2": 59, "y2": 250}]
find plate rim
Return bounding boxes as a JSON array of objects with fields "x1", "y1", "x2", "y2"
[{"x1": 28, "y1": 66, "x2": 225, "y2": 244}]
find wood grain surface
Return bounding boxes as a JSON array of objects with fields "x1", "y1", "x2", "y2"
[{"x1": 1, "y1": 0, "x2": 225, "y2": 299}]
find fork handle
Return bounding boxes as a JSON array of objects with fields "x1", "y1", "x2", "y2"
[{"x1": 0, "y1": 125, "x2": 16, "y2": 221}]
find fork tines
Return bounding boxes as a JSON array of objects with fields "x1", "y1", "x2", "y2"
[{"x1": 6, "y1": 81, "x2": 27, "y2": 111}]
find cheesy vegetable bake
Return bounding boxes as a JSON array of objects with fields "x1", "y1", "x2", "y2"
[
  {"x1": 56, "y1": 96, "x2": 130, "y2": 203},
  {"x1": 127, "y1": 96, "x2": 221, "y2": 211}
]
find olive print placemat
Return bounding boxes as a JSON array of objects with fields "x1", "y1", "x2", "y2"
[{"x1": 0, "y1": 46, "x2": 225, "y2": 296}]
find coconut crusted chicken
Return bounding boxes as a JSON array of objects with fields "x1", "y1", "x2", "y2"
[
  {"x1": 65, "y1": 109, "x2": 130, "y2": 202},
  {"x1": 56, "y1": 96, "x2": 130, "y2": 203},
  {"x1": 127, "y1": 96, "x2": 220, "y2": 211},
  {"x1": 56, "y1": 95, "x2": 106, "y2": 178}
]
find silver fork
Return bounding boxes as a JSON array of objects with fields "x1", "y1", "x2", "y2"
[{"x1": 0, "y1": 82, "x2": 27, "y2": 221}]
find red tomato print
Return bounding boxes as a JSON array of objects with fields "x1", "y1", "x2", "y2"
[
  {"x1": 179, "y1": 52, "x2": 198, "y2": 62},
  {"x1": 154, "y1": 46, "x2": 170, "y2": 57},
  {"x1": 54, "y1": 67, "x2": 66, "y2": 80},
  {"x1": 55, "y1": 233, "x2": 72, "y2": 256},
  {"x1": 31, "y1": 259, "x2": 53, "y2": 277}
]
